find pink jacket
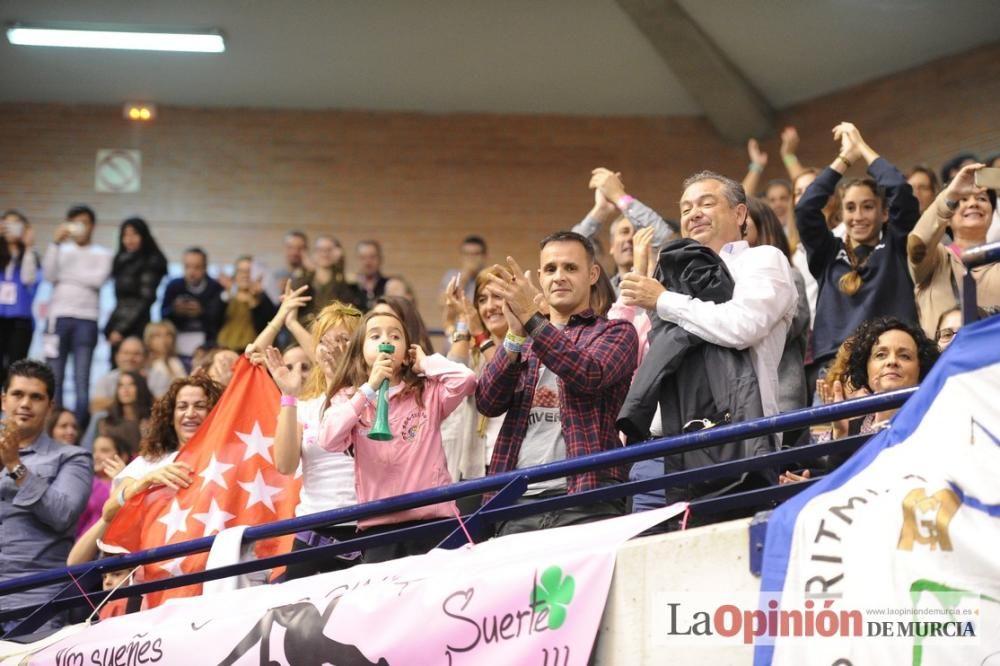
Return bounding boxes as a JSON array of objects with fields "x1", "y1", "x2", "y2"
[{"x1": 320, "y1": 354, "x2": 476, "y2": 528}]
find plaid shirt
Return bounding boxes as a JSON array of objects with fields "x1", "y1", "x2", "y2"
[{"x1": 476, "y1": 309, "x2": 638, "y2": 495}]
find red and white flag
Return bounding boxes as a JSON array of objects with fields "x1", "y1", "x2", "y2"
[{"x1": 103, "y1": 358, "x2": 301, "y2": 607}]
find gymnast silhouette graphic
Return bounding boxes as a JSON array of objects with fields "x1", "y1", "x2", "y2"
[{"x1": 217, "y1": 595, "x2": 388, "y2": 666}]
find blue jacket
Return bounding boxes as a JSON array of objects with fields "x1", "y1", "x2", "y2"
[
  {"x1": 795, "y1": 158, "x2": 919, "y2": 364},
  {"x1": 0, "y1": 256, "x2": 41, "y2": 320}
]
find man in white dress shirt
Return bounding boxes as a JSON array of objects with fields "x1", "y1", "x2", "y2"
[{"x1": 620, "y1": 171, "x2": 797, "y2": 418}]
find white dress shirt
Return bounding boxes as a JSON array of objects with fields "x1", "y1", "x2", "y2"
[{"x1": 655, "y1": 241, "x2": 797, "y2": 417}]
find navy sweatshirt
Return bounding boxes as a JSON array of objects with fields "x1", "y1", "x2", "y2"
[{"x1": 795, "y1": 158, "x2": 919, "y2": 364}]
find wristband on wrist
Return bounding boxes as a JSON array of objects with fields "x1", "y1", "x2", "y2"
[
  {"x1": 503, "y1": 338, "x2": 524, "y2": 355},
  {"x1": 945, "y1": 198, "x2": 960, "y2": 211},
  {"x1": 117, "y1": 486, "x2": 128, "y2": 507},
  {"x1": 455, "y1": 320, "x2": 469, "y2": 334},
  {"x1": 473, "y1": 331, "x2": 490, "y2": 347},
  {"x1": 505, "y1": 331, "x2": 527, "y2": 345},
  {"x1": 782, "y1": 153, "x2": 799, "y2": 166},
  {"x1": 616, "y1": 194, "x2": 634, "y2": 210},
  {"x1": 835, "y1": 154, "x2": 852, "y2": 169},
  {"x1": 280, "y1": 395, "x2": 297, "y2": 408},
  {"x1": 479, "y1": 339, "x2": 496, "y2": 353},
  {"x1": 525, "y1": 312, "x2": 548, "y2": 336},
  {"x1": 748, "y1": 162, "x2": 764, "y2": 174}
]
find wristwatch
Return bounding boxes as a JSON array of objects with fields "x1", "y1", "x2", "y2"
[
  {"x1": 451, "y1": 331, "x2": 472, "y2": 343},
  {"x1": 6, "y1": 463, "x2": 27, "y2": 481}
]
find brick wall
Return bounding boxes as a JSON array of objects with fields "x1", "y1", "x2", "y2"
[{"x1": 2, "y1": 41, "x2": 999, "y2": 331}]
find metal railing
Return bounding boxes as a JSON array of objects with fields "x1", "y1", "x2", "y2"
[
  {"x1": 961, "y1": 241, "x2": 1000, "y2": 323},
  {"x1": 0, "y1": 388, "x2": 916, "y2": 637},
  {"x1": 8, "y1": 240, "x2": 996, "y2": 639}
]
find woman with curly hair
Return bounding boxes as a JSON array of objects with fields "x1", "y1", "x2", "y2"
[
  {"x1": 100, "y1": 374, "x2": 223, "y2": 523},
  {"x1": 71, "y1": 374, "x2": 223, "y2": 565},
  {"x1": 780, "y1": 316, "x2": 938, "y2": 484}
]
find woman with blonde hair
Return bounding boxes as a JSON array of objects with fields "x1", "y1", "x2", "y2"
[
  {"x1": 143, "y1": 320, "x2": 187, "y2": 384},
  {"x1": 437, "y1": 267, "x2": 509, "y2": 483},
  {"x1": 251, "y1": 289, "x2": 364, "y2": 579}
]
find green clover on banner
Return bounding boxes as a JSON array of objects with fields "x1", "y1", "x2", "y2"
[{"x1": 532, "y1": 566, "x2": 576, "y2": 630}]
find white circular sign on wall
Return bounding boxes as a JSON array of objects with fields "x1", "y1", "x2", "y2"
[{"x1": 95, "y1": 149, "x2": 141, "y2": 193}]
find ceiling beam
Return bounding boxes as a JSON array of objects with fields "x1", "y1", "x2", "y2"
[{"x1": 615, "y1": 0, "x2": 774, "y2": 143}]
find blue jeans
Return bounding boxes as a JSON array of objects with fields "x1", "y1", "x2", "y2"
[{"x1": 49, "y1": 317, "x2": 98, "y2": 429}]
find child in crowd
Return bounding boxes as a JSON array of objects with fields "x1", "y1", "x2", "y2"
[
  {"x1": 318, "y1": 310, "x2": 476, "y2": 562},
  {"x1": 76, "y1": 434, "x2": 130, "y2": 538}
]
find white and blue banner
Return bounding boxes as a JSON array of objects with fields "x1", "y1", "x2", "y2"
[{"x1": 757, "y1": 315, "x2": 1000, "y2": 665}]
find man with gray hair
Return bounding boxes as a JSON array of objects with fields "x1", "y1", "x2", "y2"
[{"x1": 620, "y1": 171, "x2": 797, "y2": 418}]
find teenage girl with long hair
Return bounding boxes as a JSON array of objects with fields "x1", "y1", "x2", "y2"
[{"x1": 794, "y1": 122, "x2": 919, "y2": 376}]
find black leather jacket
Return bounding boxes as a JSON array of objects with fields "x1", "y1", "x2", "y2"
[
  {"x1": 105, "y1": 251, "x2": 167, "y2": 339},
  {"x1": 617, "y1": 239, "x2": 774, "y2": 500}
]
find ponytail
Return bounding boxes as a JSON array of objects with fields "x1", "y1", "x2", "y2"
[{"x1": 837, "y1": 238, "x2": 865, "y2": 296}]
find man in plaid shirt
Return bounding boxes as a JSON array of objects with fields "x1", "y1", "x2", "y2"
[{"x1": 476, "y1": 231, "x2": 638, "y2": 536}]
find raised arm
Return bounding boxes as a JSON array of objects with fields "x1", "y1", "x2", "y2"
[
  {"x1": 835, "y1": 122, "x2": 920, "y2": 244},
  {"x1": 794, "y1": 130, "x2": 851, "y2": 277},
  {"x1": 246, "y1": 284, "x2": 311, "y2": 360},
  {"x1": 42, "y1": 241, "x2": 61, "y2": 284},
  {"x1": 19, "y1": 233, "x2": 39, "y2": 285},
  {"x1": 741, "y1": 138, "x2": 768, "y2": 196},
  {"x1": 572, "y1": 176, "x2": 620, "y2": 239},
  {"x1": 907, "y1": 191, "x2": 952, "y2": 287},
  {"x1": 263, "y1": 346, "x2": 306, "y2": 475},
  {"x1": 779, "y1": 126, "x2": 807, "y2": 182},
  {"x1": 589, "y1": 167, "x2": 677, "y2": 247}
]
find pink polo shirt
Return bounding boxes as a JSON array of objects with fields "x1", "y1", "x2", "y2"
[{"x1": 320, "y1": 354, "x2": 477, "y2": 528}]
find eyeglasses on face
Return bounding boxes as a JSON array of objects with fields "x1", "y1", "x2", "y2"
[{"x1": 935, "y1": 327, "x2": 958, "y2": 343}]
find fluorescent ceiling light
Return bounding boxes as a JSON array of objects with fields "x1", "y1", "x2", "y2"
[{"x1": 6, "y1": 26, "x2": 225, "y2": 53}]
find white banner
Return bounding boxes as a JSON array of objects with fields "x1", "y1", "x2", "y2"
[{"x1": 2, "y1": 504, "x2": 685, "y2": 666}]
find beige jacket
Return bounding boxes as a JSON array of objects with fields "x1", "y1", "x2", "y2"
[{"x1": 907, "y1": 191, "x2": 1000, "y2": 338}]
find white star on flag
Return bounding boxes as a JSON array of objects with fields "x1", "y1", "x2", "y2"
[
  {"x1": 238, "y1": 421, "x2": 275, "y2": 464},
  {"x1": 157, "y1": 556, "x2": 187, "y2": 577},
  {"x1": 199, "y1": 453, "x2": 235, "y2": 490},
  {"x1": 192, "y1": 497, "x2": 237, "y2": 535},
  {"x1": 238, "y1": 470, "x2": 284, "y2": 512},
  {"x1": 157, "y1": 498, "x2": 191, "y2": 541}
]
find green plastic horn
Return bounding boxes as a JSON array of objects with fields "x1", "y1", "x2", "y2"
[{"x1": 367, "y1": 343, "x2": 395, "y2": 441}]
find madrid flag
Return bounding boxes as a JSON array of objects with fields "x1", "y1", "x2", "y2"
[{"x1": 103, "y1": 357, "x2": 300, "y2": 607}]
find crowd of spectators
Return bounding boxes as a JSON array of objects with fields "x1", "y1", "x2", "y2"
[{"x1": 1, "y1": 123, "x2": 999, "y2": 633}]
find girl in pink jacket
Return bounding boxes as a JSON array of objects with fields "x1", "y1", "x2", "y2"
[{"x1": 320, "y1": 310, "x2": 476, "y2": 562}]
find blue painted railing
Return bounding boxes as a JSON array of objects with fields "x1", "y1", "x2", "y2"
[
  {"x1": 960, "y1": 241, "x2": 1000, "y2": 323},
  {"x1": 0, "y1": 387, "x2": 915, "y2": 637}
]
